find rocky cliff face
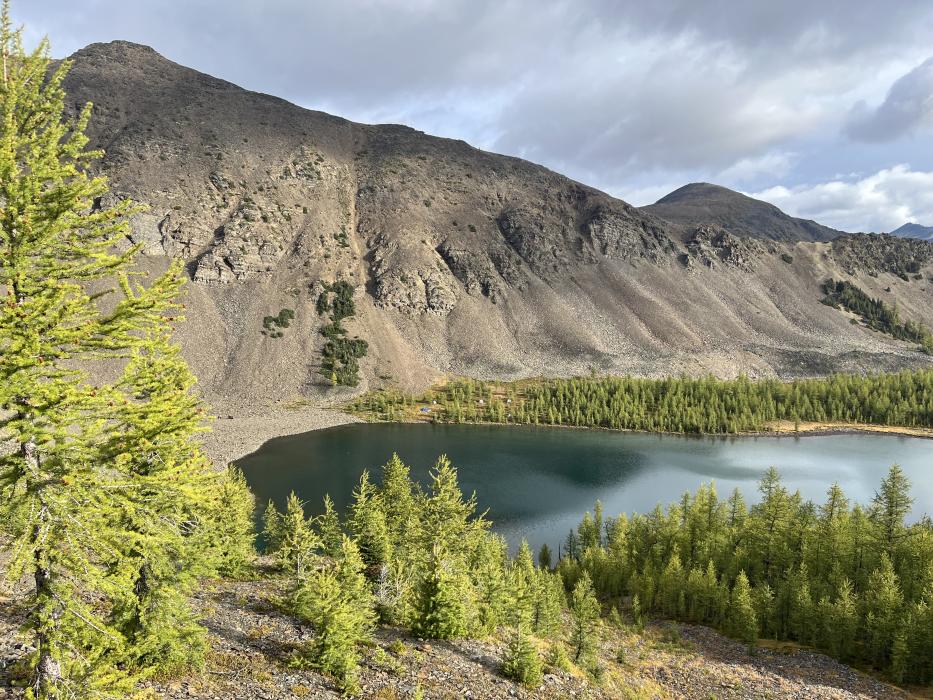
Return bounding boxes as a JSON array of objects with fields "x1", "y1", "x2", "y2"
[{"x1": 61, "y1": 41, "x2": 933, "y2": 403}]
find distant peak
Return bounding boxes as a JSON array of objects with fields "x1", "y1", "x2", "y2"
[
  {"x1": 69, "y1": 40, "x2": 165, "y2": 62},
  {"x1": 891, "y1": 222, "x2": 933, "y2": 240},
  {"x1": 653, "y1": 182, "x2": 744, "y2": 205},
  {"x1": 642, "y1": 181, "x2": 844, "y2": 242}
]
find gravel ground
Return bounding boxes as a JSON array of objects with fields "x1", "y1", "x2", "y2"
[{"x1": 200, "y1": 399, "x2": 359, "y2": 468}]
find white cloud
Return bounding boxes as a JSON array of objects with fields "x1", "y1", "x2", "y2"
[
  {"x1": 717, "y1": 151, "x2": 796, "y2": 184},
  {"x1": 750, "y1": 165, "x2": 933, "y2": 232},
  {"x1": 846, "y1": 56, "x2": 933, "y2": 142},
  {"x1": 617, "y1": 182, "x2": 685, "y2": 207}
]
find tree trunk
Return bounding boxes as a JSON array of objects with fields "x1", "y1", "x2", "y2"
[
  {"x1": 23, "y1": 440, "x2": 63, "y2": 697},
  {"x1": 34, "y1": 561, "x2": 62, "y2": 697}
]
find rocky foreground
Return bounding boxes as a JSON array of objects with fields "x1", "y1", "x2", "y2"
[{"x1": 0, "y1": 564, "x2": 907, "y2": 699}]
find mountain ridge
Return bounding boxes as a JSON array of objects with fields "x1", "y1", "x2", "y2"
[{"x1": 59, "y1": 41, "x2": 933, "y2": 402}]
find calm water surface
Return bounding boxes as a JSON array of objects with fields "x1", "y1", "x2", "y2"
[{"x1": 237, "y1": 424, "x2": 933, "y2": 552}]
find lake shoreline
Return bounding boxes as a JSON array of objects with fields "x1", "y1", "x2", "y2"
[
  {"x1": 216, "y1": 407, "x2": 932, "y2": 469},
  {"x1": 202, "y1": 401, "x2": 360, "y2": 468},
  {"x1": 341, "y1": 415, "x2": 933, "y2": 442},
  {"x1": 236, "y1": 420, "x2": 933, "y2": 553}
]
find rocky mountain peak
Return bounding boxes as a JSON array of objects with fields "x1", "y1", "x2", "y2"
[{"x1": 642, "y1": 182, "x2": 845, "y2": 242}]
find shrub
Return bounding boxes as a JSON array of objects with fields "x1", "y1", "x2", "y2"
[
  {"x1": 501, "y1": 627, "x2": 543, "y2": 688},
  {"x1": 262, "y1": 308, "x2": 295, "y2": 336}
]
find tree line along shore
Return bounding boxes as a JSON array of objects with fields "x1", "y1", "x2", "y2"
[{"x1": 348, "y1": 371, "x2": 933, "y2": 435}]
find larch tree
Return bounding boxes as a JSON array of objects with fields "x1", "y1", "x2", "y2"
[
  {"x1": 202, "y1": 466, "x2": 256, "y2": 578},
  {"x1": 0, "y1": 7, "x2": 252, "y2": 696},
  {"x1": 104, "y1": 329, "x2": 226, "y2": 675},
  {"x1": 347, "y1": 470, "x2": 392, "y2": 570},
  {"x1": 730, "y1": 571, "x2": 758, "y2": 648},
  {"x1": 501, "y1": 624, "x2": 543, "y2": 689},
  {"x1": 411, "y1": 541, "x2": 471, "y2": 640},
  {"x1": 263, "y1": 491, "x2": 319, "y2": 577},
  {"x1": 317, "y1": 493, "x2": 344, "y2": 558},
  {"x1": 870, "y1": 464, "x2": 913, "y2": 560},
  {"x1": 568, "y1": 571, "x2": 600, "y2": 666},
  {"x1": 292, "y1": 537, "x2": 375, "y2": 694},
  {"x1": 538, "y1": 543, "x2": 553, "y2": 570}
]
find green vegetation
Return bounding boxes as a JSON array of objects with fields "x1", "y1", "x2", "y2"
[
  {"x1": 822, "y1": 279, "x2": 933, "y2": 353},
  {"x1": 350, "y1": 370, "x2": 933, "y2": 433},
  {"x1": 263, "y1": 492, "x2": 320, "y2": 576},
  {"x1": 568, "y1": 572, "x2": 602, "y2": 667},
  {"x1": 262, "y1": 453, "x2": 569, "y2": 689},
  {"x1": 259, "y1": 454, "x2": 932, "y2": 689},
  {"x1": 316, "y1": 280, "x2": 368, "y2": 387},
  {"x1": 262, "y1": 307, "x2": 295, "y2": 337},
  {"x1": 557, "y1": 465, "x2": 933, "y2": 683},
  {"x1": 333, "y1": 226, "x2": 350, "y2": 248},
  {"x1": 0, "y1": 14, "x2": 255, "y2": 696},
  {"x1": 290, "y1": 537, "x2": 376, "y2": 694},
  {"x1": 780, "y1": 253, "x2": 793, "y2": 264},
  {"x1": 501, "y1": 626, "x2": 543, "y2": 688}
]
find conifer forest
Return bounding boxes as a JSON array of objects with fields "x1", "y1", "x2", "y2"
[{"x1": 351, "y1": 371, "x2": 933, "y2": 433}]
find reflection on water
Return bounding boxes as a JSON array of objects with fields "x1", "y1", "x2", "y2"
[{"x1": 236, "y1": 423, "x2": 933, "y2": 553}]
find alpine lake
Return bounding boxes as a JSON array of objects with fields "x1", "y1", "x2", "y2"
[{"x1": 237, "y1": 423, "x2": 933, "y2": 553}]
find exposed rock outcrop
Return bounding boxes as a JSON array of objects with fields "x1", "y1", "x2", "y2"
[
  {"x1": 682, "y1": 225, "x2": 764, "y2": 271},
  {"x1": 831, "y1": 233, "x2": 933, "y2": 278}
]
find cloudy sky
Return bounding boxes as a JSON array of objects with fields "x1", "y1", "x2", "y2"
[{"x1": 19, "y1": 1, "x2": 933, "y2": 232}]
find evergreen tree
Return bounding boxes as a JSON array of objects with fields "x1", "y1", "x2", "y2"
[
  {"x1": 829, "y1": 579, "x2": 858, "y2": 661},
  {"x1": 658, "y1": 551, "x2": 684, "y2": 618},
  {"x1": 863, "y1": 554, "x2": 903, "y2": 667},
  {"x1": 870, "y1": 465, "x2": 913, "y2": 559},
  {"x1": 418, "y1": 455, "x2": 487, "y2": 559},
  {"x1": 106, "y1": 331, "x2": 226, "y2": 675},
  {"x1": 411, "y1": 543, "x2": 470, "y2": 640},
  {"x1": 380, "y1": 452, "x2": 417, "y2": 540},
  {"x1": 564, "y1": 529, "x2": 580, "y2": 561},
  {"x1": 747, "y1": 468, "x2": 794, "y2": 582},
  {"x1": 578, "y1": 511, "x2": 598, "y2": 551},
  {"x1": 510, "y1": 540, "x2": 537, "y2": 628},
  {"x1": 568, "y1": 572, "x2": 601, "y2": 666},
  {"x1": 789, "y1": 565, "x2": 814, "y2": 645},
  {"x1": 889, "y1": 622, "x2": 910, "y2": 684},
  {"x1": 292, "y1": 539, "x2": 375, "y2": 694},
  {"x1": 538, "y1": 543, "x2": 553, "y2": 570},
  {"x1": 264, "y1": 492, "x2": 319, "y2": 576},
  {"x1": 262, "y1": 497, "x2": 282, "y2": 545},
  {"x1": 532, "y1": 571, "x2": 565, "y2": 638},
  {"x1": 471, "y1": 533, "x2": 509, "y2": 634},
  {"x1": 501, "y1": 625, "x2": 543, "y2": 688},
  {"x1": 631, "y1": 593, "x2": 644, "y2": 631},
  {"x1": 730, "y1": 571, "x2": 758, "y2": 647},
  {"x1": 203, "y1": 467, "x2": 256, "y2": 578},
  {"x1": 317, "y1": 494, "x2": 343, "y2": 558},
  {"x1": 0, "y1": 10, "x2": 247, "y2": 695},
  {"x1": 348, "y1": 471, "x2": 392, "y2": 569}
]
